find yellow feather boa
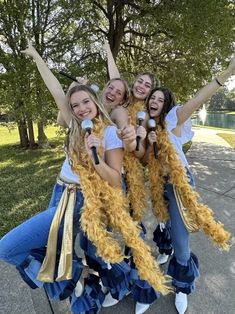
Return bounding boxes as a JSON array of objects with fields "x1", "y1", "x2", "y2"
[
  {"x1": 148, "y1": 123, "x2": 231, "y2": 250},
  {"x1": 70, "y1": 119, "x2": 171, "y2": 295},
  {"x1": 124, "y1": 100, "x2": 147, "y2": 222}
]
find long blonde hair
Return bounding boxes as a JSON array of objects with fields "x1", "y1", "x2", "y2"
[{"x1": 65, "y1": 84, "x2": 113, "y2": 158}]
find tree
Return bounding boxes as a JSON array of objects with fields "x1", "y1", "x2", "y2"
[
  {"x1": 0, "y1": 0, "x2": 87, "y2": 147},
  {"x1": 0, "y1": 0, "x2": 235, "y2": 148}
]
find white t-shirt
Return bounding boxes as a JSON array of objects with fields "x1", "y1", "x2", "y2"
[
  {"x1": 166, "y1": 106, "x2": 194, "y2": 167},
  {"x1": 60, "y1": 125, "x2": 123, "y2": 183}
]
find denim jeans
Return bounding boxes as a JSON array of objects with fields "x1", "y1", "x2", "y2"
[
  {"x1": 164, "y1": 169, "x2": 195, "y2": 265},
  {"x1": 0, "y1": 183, "x2": 84, "y2": 267}
]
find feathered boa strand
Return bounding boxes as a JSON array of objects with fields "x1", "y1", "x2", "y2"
[
  {"x1": 148, "y1": 124, "x2": 232, "y2": 250},
  {"x1": 70, "y1": 119, "x2": 172, "y2": 294}
]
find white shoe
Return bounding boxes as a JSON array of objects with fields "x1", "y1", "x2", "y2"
[
  {"x1": 175, "y1": 292, "x2": 187, "y2": 314},
  {"x1": 135, "y1": 302, "x2": 150, "y2": 314},
  {"x1": 102, "y1": 292, "x2": 119, "y2": 307},
  {"x1": 157, "y1": 253, "x2": 169, "y2": 265},
  {"x1": 74, "y1": 279, "x2": 84, "y2": 297},
  {"x1": 100, "y1": 281, "x2": 108, "y2": 294}
]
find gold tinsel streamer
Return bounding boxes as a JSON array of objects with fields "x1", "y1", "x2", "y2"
[
  {"x1": 148, "y1": 123, "x2": 231, "y2": 250},
  {"x1": 70, "y1": 120, "x2": 172, "y2": 295},
  {"x1": 124, "y1": 100, "x2": 147, "y2": 222}
]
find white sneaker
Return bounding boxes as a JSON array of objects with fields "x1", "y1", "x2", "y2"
[
  {"x1": 102, "y1": 292, "x2": 119, "y2": 307},
  {"x1": 157, "y1": 253, "x2": 169, "y2": 265},
  {"x1": 100, "y1": 281, "x2": 108, "y2": 294},
  {"x1": 175, "y1": 292, "x2": 187, "y2": 314},
  {"x1": 74, "y1": 279, "x2": 84, "y2": 297},
  {"x1": 135, "y1": 302, "x2": 150, "y2": 314}
]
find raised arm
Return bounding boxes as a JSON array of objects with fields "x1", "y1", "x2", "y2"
[
  {"x1": 21, "y1": 41, "x2": 71, "y2": 125},
  {"x1": 103, "y1": 40, "x2": 121, "y2": 79},
  {"x1": 57, "y1": 111, "x2": 68, "y2": 128},
  {"x1": 177, "y1": 56, "x2": 235, "y2": 125}
]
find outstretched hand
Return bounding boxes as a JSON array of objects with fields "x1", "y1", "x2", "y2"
[{"x1": 21, "y1": 39, "x2": 37, "y2": 57}]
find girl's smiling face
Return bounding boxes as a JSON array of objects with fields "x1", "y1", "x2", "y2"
[
  {"x1": 148, "y1": 90, "x2": 165, "y2": 118},
  {"x1": 132, "y1": 74, "x2": 153, "y2": 100},
  {"x1": 70, "y1": 90, "x2": 98, "y2": 120},
  {"x1": 103, "y1": 80, "x2": 126, "y2": 109}
]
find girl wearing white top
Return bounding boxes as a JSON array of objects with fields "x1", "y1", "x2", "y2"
[
  {"x1": 143, "y1": 54, "x2": 235, "y2": 314},
  {"x1": 0, "y1": 83, "x2": 171, "y2": 313}
]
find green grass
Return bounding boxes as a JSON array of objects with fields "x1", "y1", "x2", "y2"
[
  {"x1": 192, "y1": 124, "x2": 235, "y2": 132},
  {"x1": 0, "y1": 125, "x2": 64, "y2": 237},
  {"x1": 217, "y1": 133, "x2": 235, "y2": 148}
]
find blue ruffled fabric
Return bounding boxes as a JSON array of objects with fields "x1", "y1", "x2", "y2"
[
  {"x1": 128, "y1": 258, "x2": 160, "y2": 304},
  {"x1": 153, "y1": 223, "x2": 173, "y2": 255},
  {"x1": 70, "y1": 274, "x2": 105, "y2": 314},
  {"x1": 99, "y1": 261, "x2": 131, "y2": 300},
  {"x1": 167, "y1": 252, "x2": 200, "y2": 294},
  {"x1": 17, "y1": 247, "x2": 83, "y2": 300},
  {"x1": 80, "y1": 232, "x2": 131, "y2": 301},
  {"x1": 129, "y1": 267, "x2": 160, "y2": 304},
  {"x1": 79, "y1": 232, "x2": 106, "y2": 270}
]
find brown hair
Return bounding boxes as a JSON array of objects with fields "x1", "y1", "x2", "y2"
[
  {"x1": 130, "y1": 72, "x2": 161, "y2": 99},
  {"x1": 146, "y1": 86, "x2": 176, "y2": 127}
]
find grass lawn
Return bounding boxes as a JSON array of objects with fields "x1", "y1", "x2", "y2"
[
  {"x1": 0, "y1": 125, "x2": 64, "y2": 237},
  {"x1": 217, "y1": 133, "x2": 235, "y2": 148}
]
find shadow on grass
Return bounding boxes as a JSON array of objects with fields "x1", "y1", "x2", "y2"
[{"x1": 0, "y1": 139, "x2": 64, "y2": 237}]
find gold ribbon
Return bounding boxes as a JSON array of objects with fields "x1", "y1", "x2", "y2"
[
  {"x1": 37, "y1": 179, "x2": 77, "y2": 282},
  {"x1": 173, "y1": 185, "x2": 199, "y2": 233}
]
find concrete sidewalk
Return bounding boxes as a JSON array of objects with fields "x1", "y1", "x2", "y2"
[
  {"x1": 192, "y1": 126, "x2": 234, "y2": 147},
  {"x1": 0, "y1": 139, "x2": 235, "y2": 314}
]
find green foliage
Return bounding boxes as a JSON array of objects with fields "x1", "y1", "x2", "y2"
[
  {"x1": 0, "y1": 125, "x2": 64, "y2": 237},
  {"x1": 0, "y1": 0, "x2": 235, "y2": 138},
  {"x1": 209, "y1": 89, "x2": 235, "y2": 110}
]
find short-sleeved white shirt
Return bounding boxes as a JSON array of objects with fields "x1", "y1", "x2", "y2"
[
  {"x1": 60, "y1": 125, "x2": 123, "y2": 183},
  {"x1": 166, "y1": 106, "x2": 194, "y2": 167}
]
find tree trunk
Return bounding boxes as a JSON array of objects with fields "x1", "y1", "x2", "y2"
[
  {"x1": 27, "y1": 118, "x2": 36, "y2": 148},
  {"x1": 17, "y1": 119, "x2": 29, "y2": 148},
  {"x1": 37, "y1": 120, "x2": 49, "y2": 148}
]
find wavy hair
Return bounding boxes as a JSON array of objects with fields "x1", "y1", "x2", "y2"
[
  {"x1": 65, "y1": 84, "x2": 113, "y2": 158},
  {"x1": 146, "y1": 86, "x2": 177, "y2": 128}
]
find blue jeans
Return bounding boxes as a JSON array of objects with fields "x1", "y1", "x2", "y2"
[
  {"x1": 165, "y1": 169, "x2": 195, "y2": 264},
  {"x1": 0, "y1": 183, "x2": 83, "y2": 267}
]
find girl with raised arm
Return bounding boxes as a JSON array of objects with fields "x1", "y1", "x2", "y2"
[
  {"x1": 103, "y1": 41, "x2": 165, "y2": 314},
  {"x1": 19, "y1": 42, "x2": 142, "y2": 307},
  {"x1": 142, "y1": 56, "x2": 235, "y2": 314},
  {"x1": 0, "y1": 80, "x2": 172, "y2": 313}
]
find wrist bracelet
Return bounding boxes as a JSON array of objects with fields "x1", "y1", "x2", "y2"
[{"x1": 215, "y1": 77, "x2": 223, "y2": 87}]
